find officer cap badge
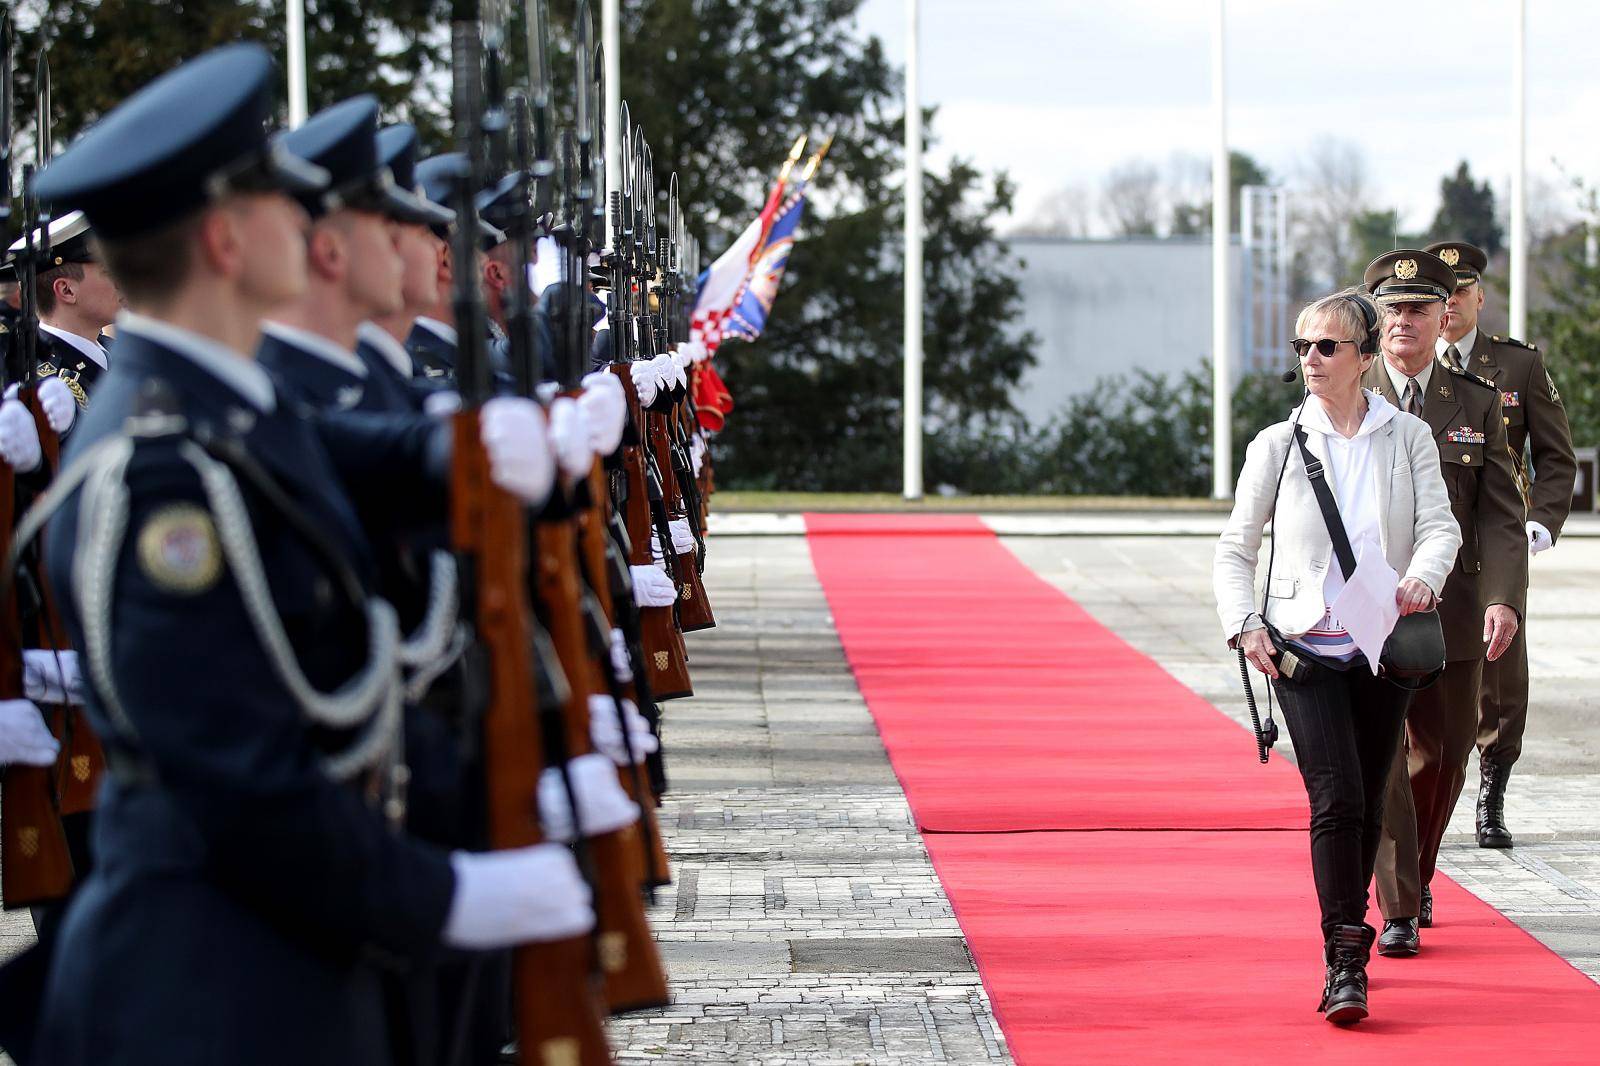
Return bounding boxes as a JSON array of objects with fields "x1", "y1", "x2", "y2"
[
  {"x1": 1439, "y1": 248, "x2": 1460, "y2": 267},
  {"x1": 137, "y1": 504, "x2": 223, "y2": 595},
  {"x1": 1394, "y1": 259, "x2": 1419, "y2": 280}
]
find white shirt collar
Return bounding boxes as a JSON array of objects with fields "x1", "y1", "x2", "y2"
[
  {"x1": 413, "y1": 316, "x2": 458, "y2": 346},
  {"x1": 1383, "y1": 355, "x2": 1434, "y2": 404},
  {"x1": 357, "y1": 321, "x2": 416, "y2": 378},
  {"x1": 38, "y1": 321, "x2": 109, "y2": 369},
  {"x1": 115, "y1": 311, "x2": 277, "y2": 413},
  {"x1": 261, "y1": 321, "x2": 368, "y2": 379},
  {"x1": 1437, "y1": 327, "x2": 1477, "y2": 365}
]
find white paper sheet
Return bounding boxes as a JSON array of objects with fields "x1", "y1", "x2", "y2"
[{"x1": 1329, "y1": 542, "x2": 1401, "y2": 676}]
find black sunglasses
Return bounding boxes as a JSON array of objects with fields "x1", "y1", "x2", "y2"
[{"x1": 1291, "y1": 338, "x2": 1357, "y2": 358}]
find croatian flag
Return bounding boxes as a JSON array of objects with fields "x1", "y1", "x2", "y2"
[
  {"x1": 723, "y1": 180, "x2": 808, "y2": 343},
  {"x1": 690, "y1": 165, "x2": 792, "y2": 353}
]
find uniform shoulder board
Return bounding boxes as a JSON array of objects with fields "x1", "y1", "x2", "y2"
[
  {"x1": 1490, "y1": 334, "x2": 1539, "y2": 351},
  {"x1": 1443, "y1": 361, "x2": 1497, "y2": 390}
]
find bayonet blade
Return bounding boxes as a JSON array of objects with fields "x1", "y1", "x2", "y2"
[{"x1": 35, "y1": 45, "x2": 50, "y2": 168}]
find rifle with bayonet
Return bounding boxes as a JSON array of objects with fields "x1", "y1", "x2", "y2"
[
  {"x1": 527, "y1": 0, "x2": 668, "y2": 1014},
  {"x1": 1, "y1": 40, "x2": 104, "y2": 909},
  {"x1": 445, "y1": 4, "x2": 612, "y2": 1061}
]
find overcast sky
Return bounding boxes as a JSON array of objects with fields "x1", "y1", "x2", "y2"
[{"x1": 852, "y1": 0, "x2": 1600, "y2": 235}]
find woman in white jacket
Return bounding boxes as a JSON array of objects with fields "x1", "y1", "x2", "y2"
[{"x1": 1213, "y1": 289, "x2": 1460, "y2": 1026}]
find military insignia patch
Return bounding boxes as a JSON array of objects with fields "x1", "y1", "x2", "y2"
[
  {"x1": 1548, "y1": 372, "x2": 1561, "y2": 403},
  {"x1": 137, "y1": 504, "x2": 223, "y2": 595},
  {"x1": 1446, "y1": 426, "x2": 1486, "y2": 445},
  {"x1": 1501, "y1": 390, "x2": 1520, "y2": 408},
  {"x1": 1394, "y1": 259, "x2": 1419, "y2": 279},
  {"x1": 1439, "y1": 248, "x2": 1460, "y2": 267}
]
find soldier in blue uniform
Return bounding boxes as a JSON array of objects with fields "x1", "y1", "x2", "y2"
[
  {"x1": 357, "y1": 124, "x2": 458, "y2": 411},
  {"x1": 21, "y1": 43, "x2": 593, "y2": 1066},
  {"x1": 258, "y1": 96, "x2": 441, "y2": 415},
  {"x1": 5, "y1": 211, "x2": 120, "y2": 407}
]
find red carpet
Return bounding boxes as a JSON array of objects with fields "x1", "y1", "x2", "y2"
[{"x1": 805, "y1": 513, "x2": 1600, "y2": 1064}]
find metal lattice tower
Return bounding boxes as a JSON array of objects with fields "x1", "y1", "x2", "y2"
[{"x1": 1240, "y1": 185, "x2": 1290, "y2": 374}]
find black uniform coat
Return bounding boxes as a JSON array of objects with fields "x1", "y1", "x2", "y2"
[
  {"x1": 405, "y1": 321, "x2": 456, "y2": 383},
  {"x1": 37, "y1": 328, "x2": 456, "y2": 1066}
]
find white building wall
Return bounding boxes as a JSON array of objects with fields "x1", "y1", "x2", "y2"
[{"x1": 1005, "y1": 236, "x2": 1246, "y2": 427}]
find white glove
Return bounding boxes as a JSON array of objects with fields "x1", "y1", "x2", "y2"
[
  {"x1": 537, "y1": 753, "x2": 640, "y2": 842},
  {"x1": 630, "y1": 563, "x2": 678, "y2": 607},
  {"x1": 650, "y1": 352, "x2": 679, "y2": 395},
  {"x1": 609, "y1": 627, "x2": 633, "y2": 683},
  {"x1": 589, "y1": 695, "x2": 659, "y2": 766},
  {"x1": 684, "y1": 340, "x2": 710, "y2": 364},
  {"x1": 631, "y1": 359, "x2": 659, "y2": 408},
  {"x1": 0, "y1": 698, "x2": 60, "y2": 768},
  {"x1": 690, "y1": 434, "x2": 707, "y2": 476},
  {"x1": 547, "y1": 397, "x2": 594, "y2": 480},
  {"x1": 23, "y1": 649, "x2": 84, "y2": 706},
  {"x1": 668, "y1": 517, "x2": 696, "y2": 555},
  {"x1": 422, "y1": 390, "x2": 463, "y2": 418},
  {"x1": 578, "y1": 372, "x2": 627, "y2": 456},
  {"x1": 1528, "y1": 521, "x2": 1554, "y2": 555},
  {"x1": 480, "y1": 396, "x2": 556, "y2": 506},
  {"x1": 443, "y1": 844, "x2": 594, "y2": 949},
  {"x1": 0, "y1": 391, "x2": 43, "y2": 473},
  {"x1": 37, "y1": 377, "x2": 77, "y2": 434}
]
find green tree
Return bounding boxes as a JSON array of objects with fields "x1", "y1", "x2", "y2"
[
  {"x1": 1344, "y1": 207, "x2": 1408, "y2": 285},
  {"x1": 1529, "y1": 243, "x2": 1600, "y2": 447},
  {"x1": 1427, "y1": 160, "x2": 1503, "y2": 257},
  {"x1": 10, "y1": 1, "x2": 452, "y2": 146}
]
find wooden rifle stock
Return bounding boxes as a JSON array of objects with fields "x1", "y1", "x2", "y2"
[
  {"x1": 610, "y1": 368, "x2": 691, "y2": 699},
  {"x1": 450, "y1": 412, "x2": 612, "y2": 1066},
  {"x1": 26, "y1": 394, "x2": 105, "y2": 816},
  {"x1": 644, "y1": 411, "x2": 713, "y2": 632},
  {"x1": 533, "y1": 502, "x2": 668, "y2": 1013},
  {"x1": 579, "y1": 465, "x2": 671, "y2": 888}
]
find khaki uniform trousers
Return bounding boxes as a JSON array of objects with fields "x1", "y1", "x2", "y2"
[
  {"x1": 1478, "y1": 622, "x2": 1529, "y2": 768},
  {"x1": 1376, "y1": 657, "x2": 1483, "y2": 919}
]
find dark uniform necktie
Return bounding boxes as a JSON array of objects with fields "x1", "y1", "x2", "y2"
[
  {"x1": 1445, "y1": 344, "x2": 1462, "y2": 371},
  {"x1": 1404, "y1": 378, "x2": 1423, "y2": 417}
]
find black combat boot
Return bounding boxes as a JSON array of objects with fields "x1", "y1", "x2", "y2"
[
  {"x1": 1477, "y1": 761, "x2": 1514, "y2": 849},
  {"x1": 1318, "y1": 924, "x2": 1375, "y2": 1025},
  {"x1": 1419, "y1": 885, "x2": 1433, "y2": 929}
]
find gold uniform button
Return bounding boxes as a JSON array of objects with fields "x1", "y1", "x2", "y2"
[
  {"x1": 1504, "y1": 416, "x2": 1511, "y2": 425},
  {"x1": 1461, "y1": 453, "x2": 1472, "y2": 464}
]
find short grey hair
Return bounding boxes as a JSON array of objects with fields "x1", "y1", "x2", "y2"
[{"x1": 1294, "y1": 287, "x2": 1379, "y2": 352}]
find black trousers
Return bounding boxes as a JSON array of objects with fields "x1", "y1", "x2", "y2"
[{"x1": 1273, "y1": 666, "x2": 1410, "y2": 941}]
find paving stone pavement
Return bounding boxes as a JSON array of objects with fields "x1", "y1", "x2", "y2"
[{"x1": 608, "y1": 536, "x2": 1011, "y2": 1063}]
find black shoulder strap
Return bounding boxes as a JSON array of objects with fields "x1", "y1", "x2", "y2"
[{"x1": 1292, "y1": 426, "x2": 1357, "y2": 581}]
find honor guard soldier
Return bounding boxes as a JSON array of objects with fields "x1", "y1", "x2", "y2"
[
  {"x1": 357, "y1": 124, "x2": 458, "y2": 408},
  {"x1": 407, "y1": 153, "x2": 509, "y2": 383},
  {"x1": 6, "y1": 211, "x2": 121, "y2": 407},
  {"x1": 22, "y1": 43, "x2": 593, "y2": 1065},
  {"x1": 1360, "y1": 249, "x2": 1527, "y2": 957},
  {"x1": 1424, "y1": 239, "x2": 1577, "y2": 849},
  {"x1": 259, "y1": 95, "x2": 439, "y2": 415}
]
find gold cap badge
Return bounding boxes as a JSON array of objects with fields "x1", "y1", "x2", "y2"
[
  {"x1": 1394, "y1": 259, "x2": 1419, "y2": 280},
  {"x1": 1439, "y1": 248, "x2": 1460, "y2": 267}
]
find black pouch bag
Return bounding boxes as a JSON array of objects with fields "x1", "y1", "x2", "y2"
[{"x1": 1293, "y1": 427, "x2": 1445, "y2": 691}]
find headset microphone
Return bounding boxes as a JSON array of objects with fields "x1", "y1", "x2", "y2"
[{"x1": 1281, "y1": 367, "x2": 1299, "y2": 383}]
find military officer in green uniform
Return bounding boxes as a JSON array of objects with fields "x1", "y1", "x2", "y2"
[
  {"x1": 1424, "y1": 240, "x2": 1577, "y2": 849},
  {"x1": 1360, "y1": 249, "x2": 1527, "y2": 957}
]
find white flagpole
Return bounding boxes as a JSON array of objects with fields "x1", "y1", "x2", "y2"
[
  {"x1": 603, "y1": 0, "x2": 621, "y2": 238},
  {"x1": 286, "y1": 0, "x2": 308, "y2": 128},
  {"x1": 1210, "y1": 0, "x2": 1232, "y2": 500},
  {"x1": 1509, "y1": 0, "x2": 1528, "y2": 340},
  {"x1": 903, "y1": 0, "x2": 924, "y2": 501}
]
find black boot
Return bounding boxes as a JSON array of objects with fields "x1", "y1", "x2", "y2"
[
  {"x1": 1419, "y1": 885, "x2": 1433, "y2": 929},
  {"x1": 1318, "y1": 924, "x2": 1374, "y2": 1025},
  {"x1": 1477, "y1": 762, "x2": 1514, "y2": 849}
]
